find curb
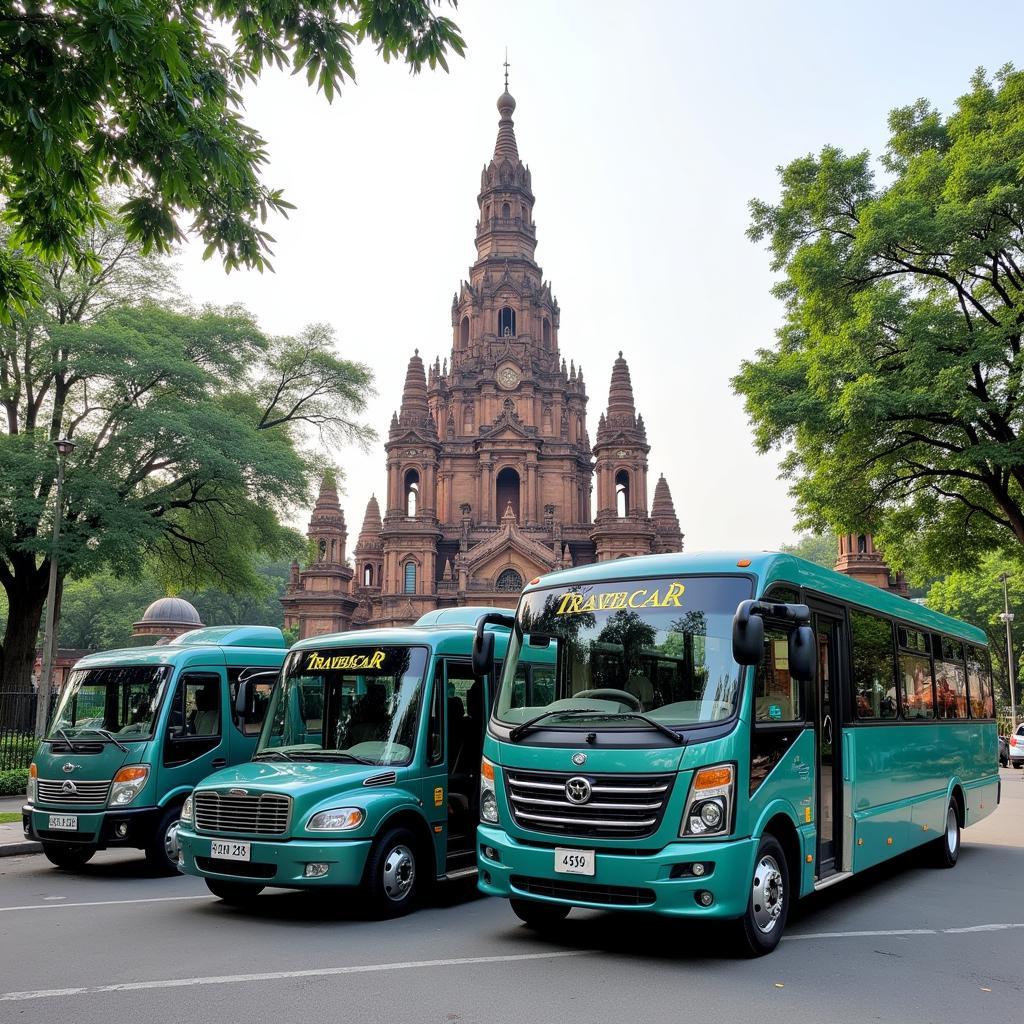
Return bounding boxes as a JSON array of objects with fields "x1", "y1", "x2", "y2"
[{"x1": 0, "y1": 840, "x2": 41, "y2": 858}]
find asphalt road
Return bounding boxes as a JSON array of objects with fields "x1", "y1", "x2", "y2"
[{"x1": 2, "y1": 769, "x2": 1022, "y2": 1024}]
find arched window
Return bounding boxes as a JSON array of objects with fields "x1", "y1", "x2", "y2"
[
  {"x1": 403, "y1": 561, "x2": 416, "y2": 594},
  {"x1": 496, "y1": 568, "x2": 524, "y2": 593},
  {"x1": 501, "y1": 202, "x2": 510, "y2": 220},
  {"x1": 459, "y1": 316, "x2": 470, "y2": 349},
  {"x1": 363, "y1": 564, "x2": 373, "y2": 587},
  {"x1": 404, "y1": 469, "x2": 419, "y2": 517},
  {"x1": 542, "y1": 318, "x2": 551, "y2": 350},
  {"x1": 498, "y1": 307, "x2": 516, "y2": 337},
  {"x1": 857, "y1": 534, "x2": 867, "y2": 554},
  {"x1": 495, "y1": 467, "x2": 520, "y2": 522},
  {"x1": 521, "y1": 204, "x2": 527, "y2": 222},
  {"x1": 615, "y1": 470, "x2": 630, "y2": 518}
]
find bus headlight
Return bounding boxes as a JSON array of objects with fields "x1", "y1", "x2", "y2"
[
  {"x1": 180, "y1": 794, "x2": 194, "y2": 825},
  {"x1": 307, "y1": 807, "x2": 365, "y2": 831},
  {"x1": 27, "y1": 763, "x2": 36, "y2": 805},
  {"x1": 480, "y1": 757, "x2": 499, "y2": 823},
  {"x1": 110, "y1": 766, "x2": 149, "y2": 806},
  {"x1": 681, "y1": 764, "x2": 734, "y2": 838}
]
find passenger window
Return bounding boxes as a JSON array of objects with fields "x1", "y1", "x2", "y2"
[
  {"x1": 850, "y1": 609, "x2": 897, "y2": 720},
  {"x1": 428, "y1": 663, "x2": 444, "y2": 766},
  {"x1": 163, "y1": 672, "x2": 223, "y2": 766},
  {"x1": 934, "y1": 638, "x2": 968, "y2": 720},
  {"x1": 764, "y1": 584, "x2": 800, "y2": 605},
  {"x1": 754, "y1": 628, "x2": 802, "y2": 722},
  {"x1": 966, "y1": 646, "x2": 995, "y2": 718},
  {"x1": 898, "y1": 648, "x2": 934, "y2": 720},
  {"x1": 228, "y1": 668, "x2": 275, "y2": 735}
]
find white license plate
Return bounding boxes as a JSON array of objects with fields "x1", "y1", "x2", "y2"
[
  {"x1": 554, "y1": 847, "x2": 595, "y2": 876},
  {"x1": 210, "y1": 840, "x2": 251, "y2": 862},
  {"x1": 48, "y1": 815, "x2": 77, "y2": 831}
]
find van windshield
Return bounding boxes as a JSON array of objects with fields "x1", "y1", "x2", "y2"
[
  {"x1": 494, "y1": 576, "x2": 752, "y2": 730},
  {"x1": 257, "y1": 646, "x2": 428, "y2": 765},
  {"x1": 48, "y1": 666, "x2": 171, "y2": 740}
]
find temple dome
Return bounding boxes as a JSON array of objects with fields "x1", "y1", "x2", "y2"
[{"x1": 140, "y1": 597, "x2": 201, "y2": 626}]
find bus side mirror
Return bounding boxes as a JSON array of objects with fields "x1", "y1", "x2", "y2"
[
  {"x1": 788, "y1": 625, "x2": 816, "y2": 681},
  {"x1": 732, "y1": 600, "x2": 765, "y2": 665},
  {"x1": 472, "y1": 630, "x2": 495, "y2": 681},
  {"x1": 235, "y1": 679, "x2": 255, "y2": 719}
]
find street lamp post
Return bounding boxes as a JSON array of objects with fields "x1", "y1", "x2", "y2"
[
  {"x1": 34, "y1": 438, "x2": 76, "y2": 739},
  {"x1": 998, "y1": 572, "x2": 1018, "y2": 734}
]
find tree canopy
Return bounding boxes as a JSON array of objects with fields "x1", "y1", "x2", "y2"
[
  {"x1": 0, "y1": 0, "x2": 464, "y2": 315},
  {"x1": 779, "y1": 531, "x2": 838, "y2": 569},
  {"x1": 734, "y1": 66, "x2": 1024, "y2": 581}
]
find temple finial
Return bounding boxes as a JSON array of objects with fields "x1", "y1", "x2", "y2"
[{"x1": 503, "y1": 48, "x2": 510, "y2": 91}]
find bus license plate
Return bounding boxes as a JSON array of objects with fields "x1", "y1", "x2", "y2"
[
  {"x1": 210, "y1": 840, "x2": 251, "y2": 862},
  {"x1": 554, "y1": 848, "x2": 594, "y2": 876},
  {"x1": 48, "y1": 815, "x2": 77, "y2": 831}
]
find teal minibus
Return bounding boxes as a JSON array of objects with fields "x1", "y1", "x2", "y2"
[
  {"x1": 474, "y1": 551, "x2": 1000, "y2": 954},
  {"x1": 24, "y1": 626, "x2": 286, "y2": 874},
  {"x1": 176, "y1": 608, "x2": 529, "y2": 917}
]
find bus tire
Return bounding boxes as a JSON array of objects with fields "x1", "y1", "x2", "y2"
[
  {"x1": 205, "y1": 879, "x2": 265, "y2": 904},
  {"x1": 361, "y1": 827, "x2": 421, "y2": 919},
  {"x1": 145, "y1": 805, "x2": 183, "y2": 876},
  {"x1": 42, "y1": 842, "x2": 95, "y2": 870},
  {"x1": 509, "y1": 899, "x2": 570, "y2": 929},
  {"x1": 734, "y1": 834, "x2": 790, "y2": 956},
  {"x1": 932, "y1": 800, "x2": 961, "y2": 869}
]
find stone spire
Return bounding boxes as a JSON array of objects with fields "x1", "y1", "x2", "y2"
[
  {"x1": 493, "y1": 88, "x2": 520, "y2": 162},
  {"x1": 651, "y1": 475, "x2": 684, "y2": 553},
  {"x1": 396, "y1": 349, "x2": 434, "y2": 432},
  {"x1": 307, "y1": 471, "x2": 348, "y2": 566},
  {"x1": 606, "y1": 351, "x2": 636, "y2": 424},
  {"x1": 357, "y1": 494, "x2": 382, "y2": 540}
]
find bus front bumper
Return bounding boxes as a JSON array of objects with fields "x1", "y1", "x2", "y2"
[
  {"x1": 177, "y1": 827, "x2": 372, "y2": 888},
  {"x1": 476, "y1": 824, "x2": 757, "y2": 918},
  {"x1": 23, "y1": 804, "x2": 162, "y2": 849}
]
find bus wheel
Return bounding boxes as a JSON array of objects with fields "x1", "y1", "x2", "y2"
[
  {"x1": 932, "y1": 801, "x2": 961, "y2": 869},
  {"x1": 42, "y1": 843, "x2": 95, "y2": 870},
  {"x1": 734, "y1": 834, "x2": 790, "y2": 956},
  {"x1": 362, "y1": 827, "x2": 420, "y2": 918},
  {"x1": 145, "y1": 805, "x2": 182, "y2": 876},
  {"x1": 510, "y1": 899, "x2": 570, "y2": 929},
  {"x1": 205, "y1": 879, "x2": 265, "y2": 905}
]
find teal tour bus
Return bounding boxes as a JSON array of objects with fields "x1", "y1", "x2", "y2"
[
  {"x1": 176, "y1": 608, "x2": 534, "y2": 916},
  {"x1": 473, "y1": 551, "x2": 1000, "y2": 954},
  {"x1": 24, "y1": 626, "x2": 287, "y2": 874}
]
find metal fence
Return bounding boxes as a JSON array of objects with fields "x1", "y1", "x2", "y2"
[{"x1": 0, "y1": 692, "x2": 54, "y2": 771}]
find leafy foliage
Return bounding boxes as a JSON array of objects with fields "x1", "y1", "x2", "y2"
[
  {"x1": 734, "y1": 66, "x2": 1024, "y2": 580},
  {"x1": 0, "y1": 0, "x2": 465, "y2": 313},
  {"x1": 0, "y1": 768, "x2": 28, "y2": 796},
  {"x1": 779, "y1": 531, "x2": 838, "y2": 569}
]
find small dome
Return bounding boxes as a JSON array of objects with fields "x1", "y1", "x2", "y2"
[
  {"x1": 497, "y1": 90, "x2": 516, "y2": 116},
  {"x1": 140, "y1": 597, "x2": 201, "y2": 625}
]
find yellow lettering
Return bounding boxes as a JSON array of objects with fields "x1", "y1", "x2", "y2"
[
  {"x1": 663, "y1": 582, "x2": 686, "y2": 607},
  {"x1": 628, "y1": 589, "x2": 647, "y2": 608},
  {"x1": 641, "y1": 590, "x2": 662, "y2": 608},
  {"x1": 556, "y1": 593, "x2": 581, "y2": 616},
  {"x1": 369, "y1": 650, "x2": 385, "y2": 670},
  {"x1": 580, "y1": 595, "x2": 597, "y2": 613}
]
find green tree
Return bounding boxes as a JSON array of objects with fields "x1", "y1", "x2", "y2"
[
  {"x1": 780, "y1": 531, "x2": 838, "y2": 569},
  {"x1": 734, "y1": 66, "x2": 1024, "y2": 582},
  {"x1": 0, "y1": 288, "x2": 374, "y2": 692},
  {"x1": 0, "y1": 0, "x2": 464, "y2": 315},
  {"x1": 927, "y1": 550, "x2": 1024, "y2": 709}
]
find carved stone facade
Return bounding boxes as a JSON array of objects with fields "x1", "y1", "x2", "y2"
[
  {"x1": 835, "y1": 533, "x2": 909, "y2": 597},
  {"x1": 283, "y1": 85, "x2": 684, "y2": 637}
]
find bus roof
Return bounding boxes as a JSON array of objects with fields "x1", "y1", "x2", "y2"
[
  {"x1": 291, "y1": 619, "x2": 512, "y2": 659},
  {"x1": 413, "y1": 606, "x2": 511, "y2": 627},
  {"x1": 522, "y1": 551, "x2": 987, "y2": 646}
]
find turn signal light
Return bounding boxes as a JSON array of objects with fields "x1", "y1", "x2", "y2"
[
  {"x1": 694, "y1": 766, "x2": 733, "y2": 790},
  {"x1": 29, "y1": 763, "x2": 37, "y2": 779},
  {"x1": 1011, "y1": 736, "x2": 1018, "y2": 747},
  {"x1": 481, "y1": 758, "x2": 495, "y2": 781},
  {"x1": 113, "y1": 766, "x2": 148, "y2": 784},
  {"x1": 736, "y1": 559, "x2": 751, "y2": 568}
]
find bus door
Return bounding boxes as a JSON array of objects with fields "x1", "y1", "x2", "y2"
[{"x1": 811, "y1": 607, "x2": 846, "y2": 876}]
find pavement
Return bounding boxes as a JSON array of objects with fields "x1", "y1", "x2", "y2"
[
  {"x1": 0, "y1": 795, "x2": 38, "y2": 857},
  {"x1": 0, "y1": 769, "x2": 1021, "y2": 1024}
]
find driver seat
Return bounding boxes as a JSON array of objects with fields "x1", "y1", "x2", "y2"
[{"x1": 625, "y1": 672, "x2": 654, "y2": 711}]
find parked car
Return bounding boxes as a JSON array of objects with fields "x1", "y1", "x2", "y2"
[
  {"x1": 1009, "y1": 724, "x2": 1024, "y2": 769},
  {"x1": 999, "y1": 734, "x2": 1009, "y2": 767}
]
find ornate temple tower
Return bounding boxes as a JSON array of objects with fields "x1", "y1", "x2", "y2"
[
  {"x1": 835, "y1": 533, "x2": 909, "y2": 597},
  {"x1": 281, "y1": 473, "x2": 358, "y2": 636},
  {"x1": 651, "y1": 474, "x2": 684, "y2": 554}
]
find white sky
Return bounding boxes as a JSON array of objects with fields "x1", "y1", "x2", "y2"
[{"x1": 176, "y1": 0, "x2": 1024, "y2": 554}]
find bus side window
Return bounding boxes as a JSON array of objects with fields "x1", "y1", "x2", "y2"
[
  {"x1": 850, "y1": 610, "x2": 898, "y2": 720},
  {"x1": 897, "y1": 627, "x2": 934, "y2": 720},
  {"x1": 966, "y1": 645, "x2": 995, "y2": 718},
  {"x1": 427, "y1": 662, "x2": 444, "y2": 766},
  {"x1": 754, "y1": 628, "x2": 802, "y2": 722},
  {"x1": 228, "y1": 669, "x2": 275, "y2": 735}
]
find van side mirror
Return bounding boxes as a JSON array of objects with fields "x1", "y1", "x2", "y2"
[
  {"x1": 235, "y1": 678, "x2": 255, "y2": 718},
  {"x1": 732, "y1": 600, "x2": 765, "y2": 665},
  {"x1": 472, "y1": 630, "x2": 495, "y2": 681},
  {"x1": 788, "y1": 625, "x2": 816, "y2": 681}
]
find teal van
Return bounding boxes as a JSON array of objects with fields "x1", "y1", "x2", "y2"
[
  {"x1": 176, "y1": 608, "x2": 526, "y2": 916},
  {"x1": 24, "y1": 626, "x2": 287, "y2": 874},
  {"x1": 475, "y1": 552, "x2": 1000, "y2": 954}
]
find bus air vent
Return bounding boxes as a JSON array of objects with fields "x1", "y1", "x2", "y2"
[{"x1": 363, "y1": 771, "x2": 398, "y2": 787}]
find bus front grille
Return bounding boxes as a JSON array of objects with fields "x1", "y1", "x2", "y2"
[
  {"x1": 37, "y1": 778, "x2": 111, "y2": 807},
  {"x1": 194, "y1": 791, "x2": 291, "y2": 835},
  {"x1": 505, "y1": 769, "x2": 673, "y2": 840},
  {"x1": 510, "y1": 875, "x2": 656, "y2": 907}
]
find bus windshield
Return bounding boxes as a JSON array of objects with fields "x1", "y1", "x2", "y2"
[
  {"x1": 48, "y1": 666, "x2": 171, "y2": 741},
  {"x1": 494, "y1": 576, "x2": 752, "y2": 729},
  {"x1": 257, "y1": 645, "x2": 428, "y2": 765}
]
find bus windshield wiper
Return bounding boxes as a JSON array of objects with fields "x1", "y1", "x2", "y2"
[
  {"x1": 252, "y1": 749, "x2": 300, "y2": 762},
  {"x1": 585, "y1": 712, "x2": 685, "y2": 745},
  {"x1": 53, "y1": 727, "x2": 81, "y2": 752},
  {"x1": 508, "y1": 709, "x2": 603, "y2": 742},
  {"x1": 301, "y1": 751, "x2": 377, "y2": 765},
  {"x1": 82, "y1": 728, "x2": 129, "y2": 752}
]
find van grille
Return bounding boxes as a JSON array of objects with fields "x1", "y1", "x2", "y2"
[
  {"x1": 504, "y1": 769, "x2": 673, "y2": 840},
  {"x1": 37, "y1": 778, "x2": 111, "y2": 807},
  {"x1": 194, "y1": 791, "x2": 291, "y2": 835}
]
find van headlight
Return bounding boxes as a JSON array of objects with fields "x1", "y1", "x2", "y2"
[
  {"x1": 681, "y1": 764, "x2": 735, "y2": 838},
  {"x1": 109, "y1": 766, "x2": 150, "y2": 806},
  {"x1": 480, "y1": 757, "x2": 499, "y2": 823},
  {"x1": 307, "y1": 807, "x2": 365, "y2": 831},
  {"x1": 27, "y1": 763, "x2": 36, "y2": 805},
  {"x1": 180, "y1": 794, "x2": 194, "y2": 825}
]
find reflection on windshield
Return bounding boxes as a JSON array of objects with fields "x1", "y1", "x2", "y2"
[
  {"x1": 258, "y1": 646, "x2": 428, "y2": 765},
  {"x1": 48, "y1": 666, "x2": 170, "y2": 740},
  {"x1": 494, "y1": 576, "x2": 752, "y2": 728}
]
